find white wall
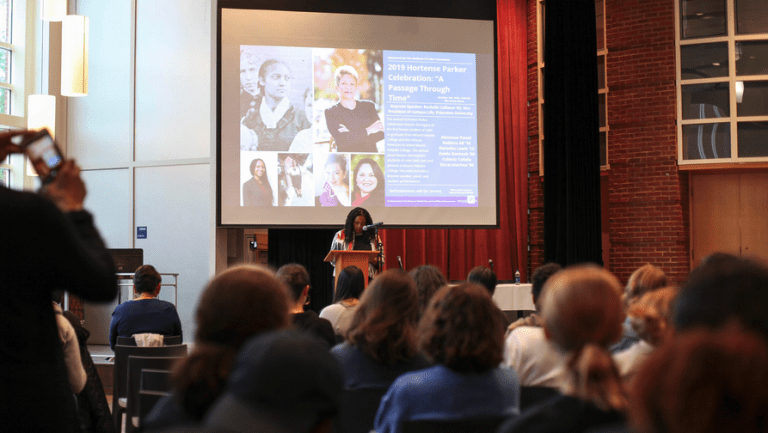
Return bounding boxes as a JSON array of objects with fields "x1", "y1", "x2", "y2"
[{"x1": 70, "y1": 0, "x2": 216, "y2": 344}]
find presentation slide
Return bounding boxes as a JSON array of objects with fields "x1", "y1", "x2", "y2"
[{"x1": 219, "y1": 9, "x2": 497, "y2": 227}]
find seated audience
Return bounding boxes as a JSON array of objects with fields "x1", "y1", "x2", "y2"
[
  {"x1": 1, "y1": 131, "x2": 118, "y2": 433},
  {"x1": 467, "y1": 265, "x2": 498, "y2": 295},
  {"x1": 143, "y1": 265, "x2": 291, "y2": 430},
  {"x1": 611, "y1": 264, "x2": 667, "y2": 353},
  {"x1": 630, "y1": 324, "x2": 768, "y2": 433},
  {"x1": 673, "y1": 252, "x2": 768, "y2": 341},
  {"x1": 331, "y1": 270, "x2": 430, "y2": 390},
  {"x1": 498, "y1": 265, "x2": 628, "y2": 433},
  {"x1": 109, "y1": 264, "x2": 182, "y2": 349},
  {"x1": 613, "y1": 287, "x2": 676, "y2": 384},
  {"x1": 374, "y1": 283, "x2": 519, "y2": 433},
  {"x1": 204, "y1": 329, "x2": 343, "y2": 433},
  {"x1": 507, "y1": 262, "x2": 561, "y2": 331},
  {"x1": 320, "y1": 265, "x2": 365, "y2": 340},
  {"x1": 277, "y1": 263, "x2": 336, "y2": 347},
  {"x1": 503, "y1": 262, "x2": 567, "y2": 388},
  {"x1": 407, "y1": 265, "x2": 447, "y2": 318}
]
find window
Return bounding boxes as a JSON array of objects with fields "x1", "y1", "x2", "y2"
[
  {"x1": 677, "y1": 0, "x2": 768, "y2": 163},
  {"x1": 537, "y1": 0, "x2": 609, "y2": 173}
]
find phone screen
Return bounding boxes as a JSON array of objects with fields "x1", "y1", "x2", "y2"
[{"x1": 23, "y1": 131, "x2": 63, "y2": 182}]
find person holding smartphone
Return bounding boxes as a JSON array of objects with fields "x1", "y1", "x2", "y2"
[{"x1": 0, "y1": 129, "x2": 118, "y2": 433}]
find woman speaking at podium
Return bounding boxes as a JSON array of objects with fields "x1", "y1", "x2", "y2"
[{"x1": 329, "y1": 207, "x2": 383, "y2": 280}]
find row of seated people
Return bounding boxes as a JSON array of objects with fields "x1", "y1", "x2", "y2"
[{"x1": 134, "y1": 253, "x2": 768, "y2": 433}]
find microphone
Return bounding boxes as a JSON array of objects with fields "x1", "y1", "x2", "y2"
[
  {"x1": 363, "y1": 222, "x2": 384, "y2": 231},
  {"x1": 398, "y1": 256, "x2": 403, "y2": 270},
  {"x1": 488, "y1": 259, "x2": 494, "y2": 271}
]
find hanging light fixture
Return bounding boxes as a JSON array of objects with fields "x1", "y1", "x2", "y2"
[
  {"x1": 61, "y1": 15, "x2": 89, "y2": 97},
  {"x1": 42, "y1": 0, "x2": 68, "y2": 21},
  {"x1": 27, "y1": 94, "x2": 57, "y2": 138}
]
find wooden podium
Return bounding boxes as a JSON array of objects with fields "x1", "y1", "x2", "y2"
[{"x1": 324, "y1": 250, "x2": 379, "y2": 288}]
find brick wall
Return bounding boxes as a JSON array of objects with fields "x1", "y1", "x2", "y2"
[{"x1": 526, "y1": 0, "x2": 690, "y2": 285}]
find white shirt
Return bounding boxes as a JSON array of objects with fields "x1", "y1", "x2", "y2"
[{"x1": 503, "y1": 326, "x2": 569, "y2": 390}]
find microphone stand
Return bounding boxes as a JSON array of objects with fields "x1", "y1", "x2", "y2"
[{"x1": 373, "y1": 226, "x2": 383, "y2": 275}]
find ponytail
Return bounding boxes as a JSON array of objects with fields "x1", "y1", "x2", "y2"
[
  {"x1": 568, "y1": 343, "x2": 628, "y2": 413},
  {"x1": 171, "y1": 342, "x2": 239, "y2": 417}
]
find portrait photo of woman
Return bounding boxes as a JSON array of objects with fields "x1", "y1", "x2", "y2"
[
  {"x1": 351, "y1": 156, "x2": 385, "y2": 207},
  {"x1": 240, "y1": 47, "x2": 312, "y2": 152},
  {"x1": 325, "y1": 65, "x2": 384, "y2": 153},
  {"x1": 242, "y1": 156, "x2": 275, "y2": 206},
  {"x1": 277, "y1": 153, "x2": 313, "y2": 207},
  {"x1": 317, "y1": 153, "x2": 351, "y2": 207}
]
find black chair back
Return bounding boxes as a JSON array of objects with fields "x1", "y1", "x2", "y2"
[
  {"x1": 334, "y1": 387, "x2": 388, "y2": 433},
  {"x1": 112, "y1": 344, "x2": 188, "y2": 432},
  {"x1": 117, "y1": 336, "x2": 137, "y2": 346},
  {"x1": 520, "y1": 386, "x2": 560, "y2": 411},
  {"x1": 126, "y1": 356, "x2": 184, "y2": 433},
  {"x1": 401, "y1": 416, "x2": 506, "y2": 433},
  {"x1": 138, "y1": 369, "x2": 173, "y2": 427}
]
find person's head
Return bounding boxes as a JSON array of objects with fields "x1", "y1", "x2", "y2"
[
  {"x1": 334, "y1": 65, "x2": 359, "y2": 102},
  {"x1": 250, "y1": 158, "x2": 268, "y2": 182},
  {"x1": 240, "y1": 50, "x2": 259, "y2": 96},
  {"x1": 419, "y1": 283, "x2": 505, "y2": 373},
  {"x1": 324, "y1": 154, "x2": 348, "y2": 189},
  {"x1": 303, "y1": 88, "x2": 313, "y2": 123},
  {"x1": 467, "y1": 266, "x2": 497, "y2": 295},
  {"x1": 624, "y1": 264, "x2": 668, "y2": 307},
  {"x1": 627, "y1": 286, "x2": 677, "y2": 347},
  {"x1": 630, "y1": 324, "x2": 768, "y2": 433},
  {"x1": 540, "y1": 265, "x2": 627, "y2": 411},
  {"x1": 343, "y1": 207, "x2": 373, "y2": 241},
  {"x1": 530, "y1": 262, "x2": 562, "y2": 308},
  {"x1": 276, "y1": 263, "x2": 310, "y2": 307},
  {"x1": 205, "y1": 329, "x2": 343, "y2": 433},
  {"x1": 408, "y1": 265, "x2": 448, "y2": 317},
  {"x1": 333, "y1": 266, "x2": 365, "y2": 304},
  {"x1": 134, "y1": 264, "x2": 162, "y2": 295},
  {"x1": 352, "y1": 159, "x2": 384, "y2": 199},
  {"x1": 674, "y1": 253, "x2": 768, "y2": 342},
  {"x1": 258, "y1": 59, "x2": 291, "y2": 102},
  {"x1": 172, "y1": 265, "x2": 291, "y2": 416},
  {"x1": 347, "y1": 270, "x2": 420, "y2": 364}
]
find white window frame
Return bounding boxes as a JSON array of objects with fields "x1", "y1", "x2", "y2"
[{"x1": 676, "y1": 0, "x2": 768, "y2": 165}]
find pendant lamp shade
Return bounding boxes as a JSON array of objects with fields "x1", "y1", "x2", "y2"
[
  {"x1": 42, "y1": 0, "x2": 68, "y2": 21},
  {"x1": 27, "y1": 94, "x2": 56, "y2": 138},
  {"x1": 61, "y1": 15, "x2": 89, "y2": 97}
]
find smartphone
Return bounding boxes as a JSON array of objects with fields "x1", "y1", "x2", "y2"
[{"x1": 20, "y1": 129, "x2": 64, "y2": 184}]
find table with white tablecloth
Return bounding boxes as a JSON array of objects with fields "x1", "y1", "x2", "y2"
[{"x1": 492, "y1": 283, "x2": 535, "y2": 312}]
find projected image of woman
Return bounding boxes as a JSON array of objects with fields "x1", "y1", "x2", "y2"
[
  {"x1": 243, "y1": 158, "x2": 274, "y2": 206},
  {"x1": 241, "y1": 59, "x2": 311, "y2": 151},
  {"x1": 319, "y1": 154, "x2": 350, "y2": 207},
  {"x1": 325, "y1": 65, "x2": 384, "y2": 153},
  {"x1": 352, "y1": 157, "x2": 385, "y2": 207}
]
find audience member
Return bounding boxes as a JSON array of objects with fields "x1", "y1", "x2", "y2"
[
  {"x1": 499, "y1": 265, "x2": 628, "y2": 433},
  {"x1": 407, "y1": 264, "x2": 447, "y2": 317},
  {"x1": 503, "y1": 262, "x2": 567, "y2": 388},
  {"x1": 630, "y1": 324, "x2": 768, "y2": 433},
  {"x1": 52, "y1": 295, "x2": 87, "y2": 394},
  {"x1": 374, "y1": 283, "x2": 519, "y2": 433},
  {"x1": 320, "y1": 265, "x2": 365, "y2": 340},
  {"x1": 1, "y1": 131, "x2": 118, "y2": 433},
  {"x1": 467, "y1": 265, "x2": 498, "y2": 295},
  {"x1": 331, "y1": 270, "x2": 430, "y2": 390},
  {"x1": 204, "y1": 329, "x2": 343, "y2": 433},
  {"x1": 674, "y1": 253, "x2": 768, "y2": 341},
  {"x1": 109, "y1": 264, "x2": 183, "y2": 349},
  {"x1": 276, "y1": 263, "x2": 336, "y2": 347},
  {"x1": 613, "y1": 287, "x2": 676, "y2": 384},
  {"x1": 507, "y1": 262, "x2": 561, "y2": 331},
  {"x1": 143, "y1": 265, "x2": 291, "y2": 430},
  {"x1": 611, "y1": 264, "x2": 667, "y2": 353}
]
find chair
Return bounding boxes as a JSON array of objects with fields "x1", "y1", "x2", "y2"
[
  {"x1": 117, "y1": 334, "x2": 182, "y2": 346},
  {"x1": 334, "y1": 387, "x2": 389, "y2": 433},
  {"x1": 126, "y1": 356, "x2": 184, "y2": 433},
  {"x1": 401, "y1": 416, "x2": 507, "y2": 433},
  {"x1": 112, "y1": 344, "x2": 188, "y2": 433},
  {"x1": 138, "y1": 369, "x2": 173, "y2": 426},
  {"x1": 520, "y1": 386, "x2": 560, "y2": 411}
]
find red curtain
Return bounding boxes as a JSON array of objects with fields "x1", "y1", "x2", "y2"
[{"x1": 381, "y1": 0, "x2": 528, "y2": 282}]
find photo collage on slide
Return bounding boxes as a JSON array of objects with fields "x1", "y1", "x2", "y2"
[{"x1": 239, "y1": 46, "x2": 386, "y2": 208}]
